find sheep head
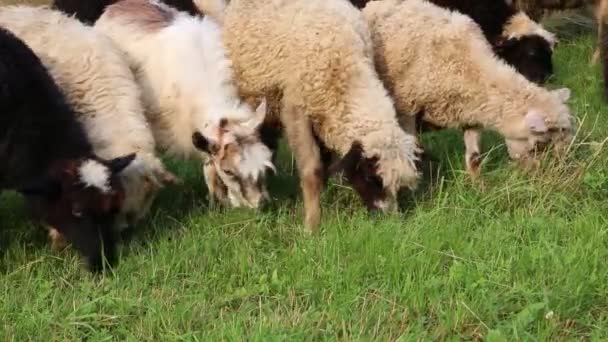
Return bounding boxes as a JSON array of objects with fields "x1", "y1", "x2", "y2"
[
  {"x1": 192, "y1": 101, "x2": 275, "y2": 208},
  {"x1": 494, "y1": 34, "x2": 554, "y2": 84},
  {"x1": 504, "y1": 87, "x2": 573, "y2": 163},
  {"x1": 115, "y1": 153, "x2": 181, "y2": 231},
  {"x1": 497, "y1": 11, "x2": 557, "y2": 84},
  {"x1": 329, "y1": 141, "x2": 392, "y2": 212},
  {"x1": 20, "y1": 154, "x2": 136, "y2": 271}
]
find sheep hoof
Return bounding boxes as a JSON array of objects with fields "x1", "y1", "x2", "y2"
[
  {"x1": 466, "y1": 152, "x2": 482, "y2": 179},
  {"x1": 304, "y1": 214, "x2": 320, "y2": 234},
  {"x1": 48, "y1": 227, "x2": 68, "y2": 252}
]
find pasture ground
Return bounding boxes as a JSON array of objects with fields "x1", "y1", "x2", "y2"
[{"x1": 1, "y1": 2, "x2": 608, "y2": 340}]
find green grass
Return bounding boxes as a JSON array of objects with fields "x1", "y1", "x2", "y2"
[{"x1": 3, "y1": 27, "x2": 608, "y2": 341}]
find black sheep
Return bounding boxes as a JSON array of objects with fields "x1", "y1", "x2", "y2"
[{"x1": 0, "y1": 27, "x2": 135, "y2": 271}]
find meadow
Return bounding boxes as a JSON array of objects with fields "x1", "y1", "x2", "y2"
[{"x1": 2, "y1": 2, "x2": 608, "y2": 339}]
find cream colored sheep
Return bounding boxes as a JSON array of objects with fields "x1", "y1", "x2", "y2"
[
  {"x1": 95, "y1": 0, "x2": 275, "y2": 209},
  {"x1": 200, "y1": 0, "x2": 421, "y2": 231},
  {"x1": 363, "y1": 0, "x2": 573, "y2": 177},
  {"x1": 0, "y1": 5, "x2": 178, "y2": 230}
]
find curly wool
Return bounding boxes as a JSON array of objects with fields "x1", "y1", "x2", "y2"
[
  {"x1": 213, "y1": 0, "x2": 420, "y2": 194},
  {"x1": 363, "y1": 0, "x2": 572, "y2": 138}
]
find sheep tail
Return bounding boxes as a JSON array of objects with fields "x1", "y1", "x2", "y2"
[{"x1": 194, "y1": 0, "x2": 227, "y2": 23}]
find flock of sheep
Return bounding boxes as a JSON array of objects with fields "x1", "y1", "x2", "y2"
[{"x1": 0, "y1": 0, "x2": 594, "y2": 271}]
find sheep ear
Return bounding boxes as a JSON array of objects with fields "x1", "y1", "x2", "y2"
[
  {"x1": 192, "y1": 131, "x2": 211, "y2": 153},
  {"x1": 248, "y1": 99, "x2": 267, "y2": 129},
  {"x1": 542, "y1": 31, "x2": 558, "y2": 50},
  {"x1": 552, "y1": 88, "x2": 571, "y2": 102},
  {"x1": 107, "y1": 153, "x2": 137, "y2": 175},
  {"x1": 525, "y1": 110, "x2": 548, "y2": 133}
]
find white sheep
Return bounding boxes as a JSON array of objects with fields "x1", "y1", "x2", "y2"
[
  {"x1": 95, "y1": 0, "x2": 275, "y2": 209},
  {"x1": 362, "y1": 0, "x2": 573, "y2": 178},
  {"x1": 198, "y1": 0, "x2": 421, "y2": 230},
  {"x1": 0, "y1": 5, "x2": 178, "y2": 230}
]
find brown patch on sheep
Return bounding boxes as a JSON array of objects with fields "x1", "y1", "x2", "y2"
[
  {"x1": 104, "y1": 0, "x2": 177, "y2": 32},
  {"x1": 329, "y1": 142, "x2": 388, "y2": 211},
  {"x1": 203, "y1": 160, "x2": 229, "y2": 207}
]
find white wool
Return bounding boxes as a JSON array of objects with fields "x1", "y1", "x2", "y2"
[
  {"x1": 95, "y1": 0, "x2": 274, "y2": 209},
  {"x1": 79, "y1": 160, "x2": 111, "y2": 193},
  {"x1": 0, "y1": 6, "x2": 158, "y2": 160},
  {"x1": 0, "y1": 5, "x2": 171, "y2": 228},
  {"x1": 95, "y1": 8, "x2": 255, "y2": 158},
  {"x1": 239, "y1": 143, "x2": 275, "y2": 181}
]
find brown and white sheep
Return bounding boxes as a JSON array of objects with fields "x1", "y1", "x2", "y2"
[
  {"x1": 95, "y1": 0, "x2": 275, "y2": 209},
  {"x1": 363, "y1": 0, "x2": 573, "y2": 177},
  {"x1": 200, "y1": 0, "x2": 421, "y2": 231}
]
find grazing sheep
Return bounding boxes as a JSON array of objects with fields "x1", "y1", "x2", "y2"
[
  {"x1": 350, "y1": 0, "x2": 557, "y2": 84},
  {"x1": 363, "y1": 0, "x2": 573, "y2": 177},
  {"x1": 514, "y1": 0, "x2": 608, "y2": 97},
  {"x1": 0, "y1": 26, "x2": 136, "y2": 271},
  {"x1": 95, "y1": 0, "x2": 275, "y2": 208},
  {"x1": 52, "y1": 0, "x2": 202, "y2": 24},
  {"x1": 200, "y1": 0, "x2": 421, "y2": 230},
  {"x1": 0, "y1": 6, "x2": 178, "y2": 232}
]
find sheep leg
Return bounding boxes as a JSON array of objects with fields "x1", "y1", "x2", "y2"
[
  {"x1": 280, "y1": 102, "x2": 322, "y2": 232},
  {"x1": 593, "y1": 0, "x2": 608, "y2": 64},
  {"x1": 464, "y1": 129, "x2": 482, "y2": 179},
  {"x1": 593, "y1": 10, "x2": 601, "y2": 65},
  {"x1": 591, "y1": 18, "x2": 602, "y2": 65}
]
